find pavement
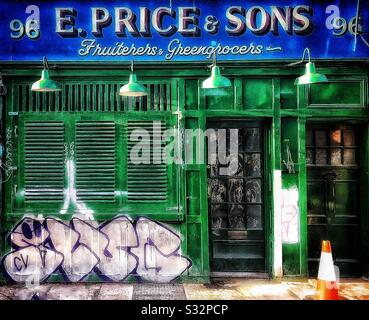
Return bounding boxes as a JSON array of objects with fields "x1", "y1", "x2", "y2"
[{"x1": 0, "y1": 278, "x2": 369, "y2": 300}]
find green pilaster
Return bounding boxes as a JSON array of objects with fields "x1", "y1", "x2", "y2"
[
  {"x1": 270, "y1": 78, "x2": 282, "y2": 277},
  {"x1": 183, "y1": 78, "x2": 209, "y2": 282},
  {"x1": 298, "y1": 117, "x2": 308, "y2": 276}
]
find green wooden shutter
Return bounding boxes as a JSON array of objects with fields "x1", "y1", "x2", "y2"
[
  {"x1": 75, "y1": 121, "x2": 116, "y2": 203},
  {"x1": 127, "y1": 119, "x2": 168, "y2": 202},
  {"x1": 24, "y1": 121, "x2": 65, "y2": 203},
  {"x1": 10, "y1": 80, "x2": 180, "y2": 216}
]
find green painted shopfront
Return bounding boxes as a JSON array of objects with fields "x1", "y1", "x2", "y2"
[{"x1": 0, "y1": 0, "x2": 368, "y2": 283}]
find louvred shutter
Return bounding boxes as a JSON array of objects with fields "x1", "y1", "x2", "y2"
[
  {"x1": 127, "y1": 120, "x2": 168, "y2": 203},
  {"x1": 24, "y1": 122, "x2": 64, "y2": 203},
  {"x1": 75, "y1": 121, "x2": 116, "y2": 203}
]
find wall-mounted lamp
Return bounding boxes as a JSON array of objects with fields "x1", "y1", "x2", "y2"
[
  {"x1": 31, "y1": 56, "x2": 62, "y2": 92},
  {"x1": 119, "y1": 61, "x2": 148, "y2": 97},
  {"x1": 201, "y1": 52, "x2": 232, "y2": 89},
  {"x1": 287, "y1": 48, "x2": 328, "y2": 86},
  {"x1": 283, "y1": 139, "x2": 296, "y2": 174}
]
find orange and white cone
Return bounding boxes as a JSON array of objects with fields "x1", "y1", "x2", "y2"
[{"x1": 315, "y1": 240, "x2": 339, "y2": 300}]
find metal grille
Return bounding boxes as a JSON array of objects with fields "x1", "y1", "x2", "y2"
[
  {"x1": 14, "y1": 82, "x2": 173, "y2": 112},
  {"x1": 24, "y1": 122, "x2": 65, "y2": 203},
  {"x1": 127, "y1": 120, "x2": 168, "y2": 202},
  {"x1": 132, "y1": 284, "x2": 187, "y2": 300},
  {"x1": 76, "y1": 121, "x2": 116, "y2": 202}
]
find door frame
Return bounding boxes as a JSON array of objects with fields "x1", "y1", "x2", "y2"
[
  {"x1": 205, "y1": 117, "x2": 273, "y2": 278},
  {"x1": 305, "y1": 119, "x2": 369, "y2": 278}
]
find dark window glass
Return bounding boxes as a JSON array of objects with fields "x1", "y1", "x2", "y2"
[
  {"x1": 229, "y1": 205, "x2": 246, "y2": 229},
  {"x1": 227, "y1": 154, "x2": 243, "y2": 177},
  {"x1": 316, "y1": 149, "x2": 328, "y2": 165},
  {"x1": 245, "y1": 153, "x2": 261, "y2": 177},
  {"x1": 243, "y1": 128, "x2": 261, "y2": 152},
  {"x1": 229, "y1": 179, "x2": 244, "y2": 203},
  {"x1": 208, "y1": 179, "x2": 227, "y2": 203},
  {"x1": 208, "y1": 126, "x2": 264, "y2": 239},
  {"x1": 306, "y1": 130, "x2": 313, "y2": 146},
  {"x1": 343, "y1": 130, "x2": 355, "y2": 146},
  {"x1": 307, "y1": 126, "x2": 357, "y2": 167},
  {"x1": 246, "y1": 205, "x2": 262, "y2": 229},
  {"x1": 330, "y1": 148, "x2": 342, "y2": 165},
  {"x1": 343, "y1": 149, "x2": 356, "y2": 165},
  {"x1": 245, "y1": 180, "x2": 262, "y2": 204},
  {"x1": 330, "y1": 130, "x2": 342, "y2": 146},
  {"x1": 211, "y1": 204, "x2": 228, "y2": 229},
  {"x1": 315, "y1": 130, "x2": 327, "y2": 147},
  {"x1": 306, "y1": 148, "x2": 314, "y2": 164}
]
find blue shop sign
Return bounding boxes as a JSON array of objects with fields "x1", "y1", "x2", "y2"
[{"x1": 0, "y1": 0, "x2": 368, "y2": 61}]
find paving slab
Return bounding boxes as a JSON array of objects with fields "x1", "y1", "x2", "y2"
[
  {"x1": 284, "y1": 282, "x2": 316, "y2": 300},
  {"x1": 0, "y1": 285, "x2": 22, "y2": 300},
  {"x1": 308, "y1": 278, "x2": 369, "y2": 300},
  {"x1": 183, "y1": 283, "x2": 249, "y2": 300},
  {"x1": 133, "y1": 283, "x2": 187, "y2": 300},
  {"x1": 338, "y1": 281, "x2": 369, "y2": 300},
  {"x1": 98, "y1": 283, "x2": 133, "y2": 300},
  {"x1": 237, "y1": 283, "x2": 299, "y2": 300},
  {"x1": 47, "y1": 283, "x2": 101, "y2": 300},
  {"x1": 216, "y1": 279, "x2": 299, "y2": 300},
  {"x1": 15, "y1": 284, "x2": 52, "y2": 300}
]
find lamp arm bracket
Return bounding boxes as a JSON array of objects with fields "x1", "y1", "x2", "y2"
[
  {"x1": 43, "y1": 56, "x2": 49, "y2": 70},
  {"x1": 212, "y1": 51, "x2": 217, "y2": 66},
  {"x1": 206, "y1": 52, "x2": 217, "y2": 69},
  {"x1": 41, "y1": 56, "x2": 59, "y2": 71},
  {"x1": 286, "y1": 47, "x2": 311, "y2": 67}
]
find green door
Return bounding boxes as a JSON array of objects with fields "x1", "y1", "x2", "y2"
[
  {"x1": 207, "y1": 120, "x2": 266, "y2": 274},
  {"x1": 307, "y1": 124, "x2": 361, "y2": 277}
]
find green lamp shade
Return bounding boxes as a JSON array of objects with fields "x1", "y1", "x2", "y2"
[
  {"x1": 202, "y1": 65, "x2": 232, "y2": 89},
  {"x1": 31, "y1": 69, "x2": 62, "y2": 92},
  {"x1": 120, "y1": 73, "x2": 148, "y2": 97},
  {"x1": 295, "y1": 62, "x2": 328, "y2": 86}
]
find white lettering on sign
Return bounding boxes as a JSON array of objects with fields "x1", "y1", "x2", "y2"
[
  {"x1": 77, "y1": 38, "x2": 270, "y2": 60},
  {"x1": 53, "y1": 5, "x2": 314, "y2": 38}
]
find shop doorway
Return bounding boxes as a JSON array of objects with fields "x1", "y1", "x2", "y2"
[
  {"x1": 307, "y1": 123, "x2": 361, "y2": 277},
  {"x1": 207, "y1": 120, "x2": 266, "y2": 275}
]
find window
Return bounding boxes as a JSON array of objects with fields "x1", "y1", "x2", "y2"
[
  {"x1": 13, "y1": 114, "x2": 179, "y2": 215},
  {"x1": 306, "y1": 126, "x2": 358, "y2": 166},
  {"x1": 8, "y1": 80, "x2": 180, "y2": 216}
]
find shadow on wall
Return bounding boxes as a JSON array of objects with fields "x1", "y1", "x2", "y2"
[{"x1": 1, "y1": 215, "x2": 192, "y2": 284}]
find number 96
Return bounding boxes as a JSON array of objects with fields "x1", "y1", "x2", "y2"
[
  {"x1": 333, "y1": 17, "x2": 362, "y2": 36},
  {"x1": 10, "y1": 19, "x2": 40, "y2": 40}
]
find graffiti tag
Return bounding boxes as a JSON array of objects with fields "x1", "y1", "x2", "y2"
[{"x1": 2, "y1": 215, "x2": 191, "y2": 283}]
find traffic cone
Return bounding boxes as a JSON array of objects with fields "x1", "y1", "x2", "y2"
[{"x1": 315, "y1": 240, "x2": 339, "y2": 300}]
